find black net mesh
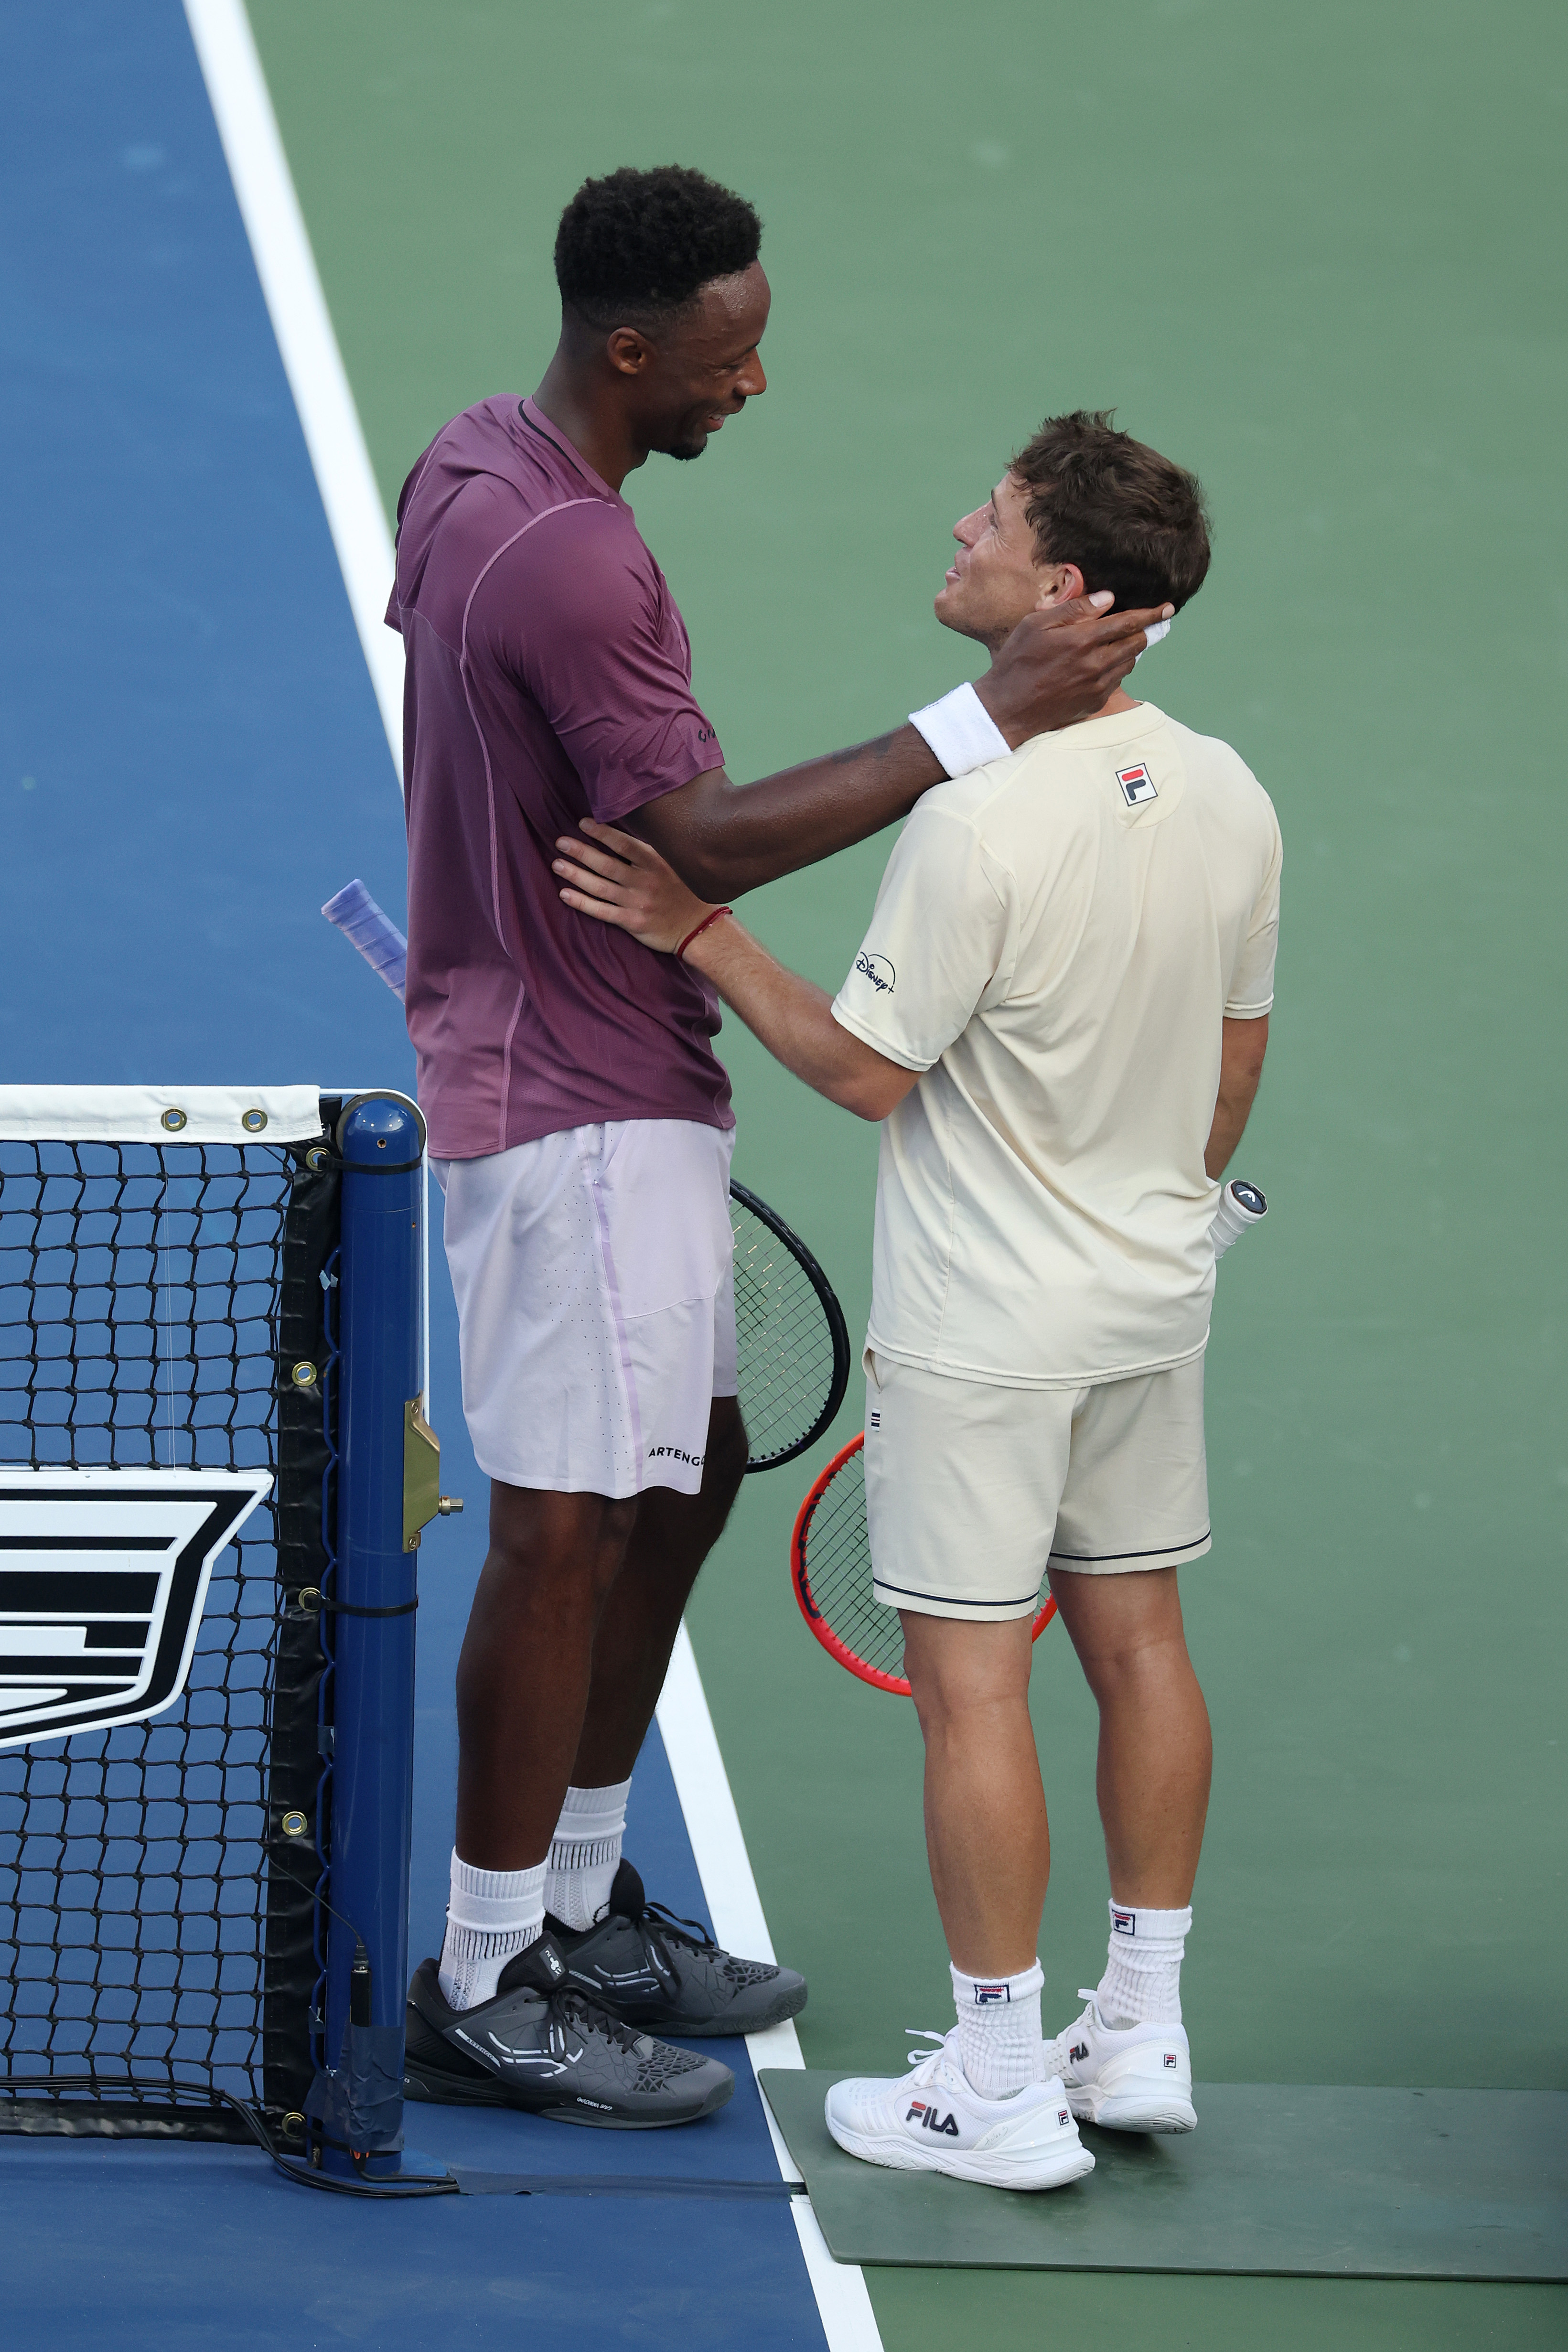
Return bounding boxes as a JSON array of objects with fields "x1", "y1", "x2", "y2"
[
  {"x1": 795, "y1": 1440, "x2": 911, "y2": 1683},
  {"x1": 730, "y1": 1184, "x2": 848, "y2": 1471},
  {"x1": 0, "y1": 1138, "x2": 291, "y2": 2112}
]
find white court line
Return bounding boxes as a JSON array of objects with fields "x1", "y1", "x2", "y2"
[
  {"x1": 658, "y1": 1626, "x2": 885, "y2": 2352},
  {"x1": 183, "y1": 0, "x2": 404, "y2": 782},
  {"x1": 187, "y1": 12, "x2": 881, "y2": 2343}
]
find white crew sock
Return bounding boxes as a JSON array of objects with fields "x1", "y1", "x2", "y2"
[
  {"x1": 1096, "y1": 1898, "x2": 1191, "y2": 2026},
  {"x1": 544, "y1": 1778, "x2": 633, "y2": 1932},
  {"x1": 438, "y1": 1850, "x2": 547, "y2": 2011},
  {"x1": 950, "y1": 1959, "x2": 1045, "y2": 2099}
]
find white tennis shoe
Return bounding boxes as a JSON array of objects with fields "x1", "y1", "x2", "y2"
[
  {"x1": 825, "y1": 2028, "x2": 1095, "y2": 2191},
  {"x1": 1046, "y1": 1991, "x2": 1197, "y2": 2133}
]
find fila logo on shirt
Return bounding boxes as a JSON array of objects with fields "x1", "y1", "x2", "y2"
[
  {"x1": 905, "y1": 2099, "x2": 961, "y2": 2137},
  {"x1": 1116, "y1": 763, "x2": 1158, "y2": 807},
  {"x1": 974, "y1": 1983, "x2": 1010, "y2": 2005},
  {"x1": 854, "y1": 951, "x2": 896, "y2": 994}
]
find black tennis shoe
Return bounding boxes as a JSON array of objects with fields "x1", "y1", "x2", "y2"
[
  {"x1": 545, "y1": 1860, "x2": 808, "y2": 2038},
  {"x1": 403, "y1": 1932, "x2": 733, "y2": 2128}
]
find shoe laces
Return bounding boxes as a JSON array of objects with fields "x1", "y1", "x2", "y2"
[
  {"x1": 635, "y1": 1898, "x2": 720, "y2": 1987},
  {"x1": 551, "y1": 1987, "x2": 644, "y2": 2057},
  {"x1": 902, "y1": 2027, "x2": 962, "y2": 2087}
]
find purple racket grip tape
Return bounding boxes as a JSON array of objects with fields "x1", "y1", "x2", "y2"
[{"x1": 322, "y1": 879, "x2": 407, "y2": 999}]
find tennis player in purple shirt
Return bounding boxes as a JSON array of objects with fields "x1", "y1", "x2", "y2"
[{"x1": 390, "y1": 166, "x2": 1169, "y2": 2127}]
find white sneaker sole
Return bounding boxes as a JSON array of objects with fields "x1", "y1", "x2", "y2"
[
  {"x1": 1067, "y1": 2082, "x2": 1197, "y2": 2134},
  {"x1": 827, "y1": 2116, "x2": 1096, "y2": 2191}
]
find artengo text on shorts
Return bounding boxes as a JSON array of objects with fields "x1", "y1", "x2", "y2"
[{"x1": 647, "y1": 1444, "x2": 706, "y2": 1466}]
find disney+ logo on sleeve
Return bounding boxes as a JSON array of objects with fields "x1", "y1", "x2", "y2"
[{"x1": 854, "y1": 952, "x2": 895, "y2": 994}]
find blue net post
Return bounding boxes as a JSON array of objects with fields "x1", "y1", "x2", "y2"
[{"x1": 315, "y1": 1092, "x2": 426, "y2": 2182}]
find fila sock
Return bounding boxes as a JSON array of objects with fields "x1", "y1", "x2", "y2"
[
  {"x1": 544, "y1": 1778, "x2": 633, "y2": 1932},
  {"x1": 1096, "y1": 1898, "x2": 1191, "y2": 2026},
  {"x1": 438, "y1": 1850, "x2": 547, "y2": 2011},
  {"x1": 950, "y1": 1959, "x2": 1045, "y2": 2098}
]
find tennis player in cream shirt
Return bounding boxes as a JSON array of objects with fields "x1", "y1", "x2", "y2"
[{"x1": 553, "y1": 410, "x2": 1280, "y2": 2193}]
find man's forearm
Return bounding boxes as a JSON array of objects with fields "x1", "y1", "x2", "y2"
[
  {"x1": 635, "y1": 727, "x2": 941, "y2": 901},
  {"x1": 688, "y1": 918, "x2": 913, "y2": 1120},
  {"x1": 1204, "y1": 1015, "x2": 1269, "y2": 1178},
  {"x1": 635, "y1": 599, "x2": 1169, "y2": 900}
]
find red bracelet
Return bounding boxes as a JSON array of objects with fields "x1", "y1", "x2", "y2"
[{"x1": 676, "y1": 907, "x2": 733, "y2": 961}]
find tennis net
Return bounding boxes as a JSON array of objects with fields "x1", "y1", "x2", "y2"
[{"x1": 0, "y1": 1087, "x2": 343, "y2": 2143}]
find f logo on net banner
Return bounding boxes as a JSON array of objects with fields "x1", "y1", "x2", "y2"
[{"x1": 0, "y1": 1471, "x2": 270, "y2": 1749}]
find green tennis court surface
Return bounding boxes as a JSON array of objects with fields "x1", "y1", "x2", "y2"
[
  {"x1": 243, "y1": 0, "x2": 1565, "y2": 2342},
  {"x1": 762, "y1": 2072, "x2": 1568, "y2": 2280}
]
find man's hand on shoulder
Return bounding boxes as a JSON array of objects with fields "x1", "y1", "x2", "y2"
[{"x1": 976, "y1": 593, "x2": 1176, "y2": 747}]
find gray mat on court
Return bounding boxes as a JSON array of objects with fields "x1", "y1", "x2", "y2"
[{"x1": 759, "y1": 2071, "x2": 1568, "y2": 2280}]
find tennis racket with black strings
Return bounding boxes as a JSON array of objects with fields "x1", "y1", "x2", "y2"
[
  {"x1": 729, "y1": 1181, "x2": 851, "y2": 1471},
  {"x1": 791, "y1": 1178, "x2": 1270, "y2": 1695},
  {"x1": 322, "y1": 882, "x2": 853, "y2": 1475}
]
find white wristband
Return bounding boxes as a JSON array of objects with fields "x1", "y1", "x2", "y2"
[
  {"x1": 908, "y1": 681, "x2": 1012, "y2": 779},
  {"x1": 1136, "y1": 617, "x2": 1172, "y2": 662}
]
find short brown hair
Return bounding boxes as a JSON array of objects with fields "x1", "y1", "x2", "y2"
[{"x1": 1012, "y1": 411, "x2": 1211, "y2": 613}]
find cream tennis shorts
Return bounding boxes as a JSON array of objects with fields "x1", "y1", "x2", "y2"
[
  {"x1": 435, "y1": 1120, "x2": 737, "y2": 1500},
  {"x1": 863, "y1": 1349, "x2": 1211, "y2": 1622}
]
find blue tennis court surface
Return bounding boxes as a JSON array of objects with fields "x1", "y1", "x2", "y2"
[{"x1": 0, "y1": 5, "x2": 831, "y2": 2341}]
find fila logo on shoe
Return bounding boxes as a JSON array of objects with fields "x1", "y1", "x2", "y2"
[
  {"x1": 1116, "y1": 764, "x2": 1158, "y2": 807},
  {"x1": 1163, "y1": 2052, "x2": 1179, "y2": 2069},
  {"x1": 1069, "y1": 2041, "x2": 1089, "y2": 2064},
  {"x1": 905, "y1": 2099, "x2": 961, "y2": 2137},
  {"x1": 1058, "y1": 2108, "x2": 1071, "y2": 2126}
]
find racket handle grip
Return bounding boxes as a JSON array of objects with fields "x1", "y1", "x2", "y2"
[
  {"x1": 322, "y1": 879, "x2": 407, "y2": 999},
  {"x1": 1210, "y1": 1177, "x2": 1267, "y2": 1262}
]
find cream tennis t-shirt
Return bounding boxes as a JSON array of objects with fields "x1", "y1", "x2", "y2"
[{"x1": 831, "y1": 700, "x2": 1281, "y2": 1387}]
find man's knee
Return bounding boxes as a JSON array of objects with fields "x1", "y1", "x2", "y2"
[
  {"x1": 487, "y1": 1482, "x2": 638, "y2": 1599},
  {"x1": 900, "y1": 1611, "x2": 1035, "y2": 1733},
  {"x1": 1048, "y1": 1565, "x2": 1193, "y2": 1694}
]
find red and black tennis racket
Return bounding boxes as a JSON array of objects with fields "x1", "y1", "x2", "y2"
[{"x1": 789, "y1": 1433, "x2": 1055, "y2": 1696}]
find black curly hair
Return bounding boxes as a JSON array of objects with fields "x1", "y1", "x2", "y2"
[
  {"x1": 554, "y1": 166, "x2": 763, "y2": 331},
  {"x1": 1013, "y1": 412, "x2": 1211, "y2": 614}
]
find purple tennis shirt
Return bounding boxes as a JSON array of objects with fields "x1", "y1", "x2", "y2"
[{"x1": 387, "y1": 396, "x2": 733, "y2": 1160}]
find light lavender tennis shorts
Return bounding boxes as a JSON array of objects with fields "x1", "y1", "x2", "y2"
[{"x1": 435, "y1": 1120, "x2": 737, "y2": 1499}]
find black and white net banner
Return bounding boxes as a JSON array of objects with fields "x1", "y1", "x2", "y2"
[
  {"x1": 0, "y1": 1471, "x2": 270, "y2": 1749},
  {"x1": 0, "y1": 1085, "x2": 325, "y2": 1146}
]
